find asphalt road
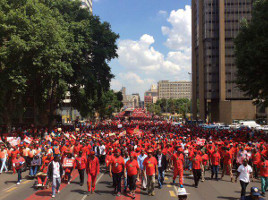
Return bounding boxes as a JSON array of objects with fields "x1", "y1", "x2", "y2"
[{"x1": 0, "y1": 168, "x2": 263, "y2": 200}]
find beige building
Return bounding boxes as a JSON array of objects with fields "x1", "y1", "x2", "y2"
[
  {"x1": 158, "y1": 81, "x2": 192, "y2": 99},
  {"x1": 191, "y1": 0, "x2": 256, "y2": 124}
]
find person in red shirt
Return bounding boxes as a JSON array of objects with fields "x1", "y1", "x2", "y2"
[
  {"x1": 75, "y1": 151, "x2": 87, "y2": 186},
  {"x1": 201, "y1": 150, "x2": 209, "y2": 182},
  {"x1": 192, "y1": 151, "x2": 203, "y2": 188},
  {"x1": 109, "y1": 149, "x2": 125, "y2": 196},
  {"x1": 36, "y1": 160, "x2": 50, "y2": 188},
  {"x1": 252, "y1": 148, "x2": 261, "y2": 179},
  {"x1": 62, "y1": 153, "x2": 75, "y2": 184},
  {"x1": 13, "y1": 153, "x2": 25, "y2": 184},
  {"x1": 86, "y1": 151, "x2": 100, "y2": 195},
  {"x1": 211, "y1": 148, "x2": 221, "y2": 181},
  {"x1": 143, "y1": 149, "x2": 158, "y2": 196},
  {"x1": 221, "y1": 147, "x2": 234, "y2": 182},
  {"x1": 258, "y1": 156, "x2": 268, "y2": 196},
  {"x1": 126, "y1": 154, "x2": 140, "y2": 198},
  {"x1": 172, "y1": 148, "x2": 184, "y2": 188}
]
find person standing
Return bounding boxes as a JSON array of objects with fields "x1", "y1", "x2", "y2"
[
  {"x1": 13, "y1": 153, "x2": 25, "y2": 184},
  {"x1": 155, "y1": 149, "x2": 167, "y2": 189},
  {"x1": 137, "y1": 149, "x2": 147, "y2": 190},
  {"x1": 86, "y1": 151, "x2": 100, "y2": 195},
  {"x1": 75, "y1": 151, "x2": 87, "y2": 186},
  {"x1": 211, "y1": 148, "x2": 221, "y2": 181},
  {"x1": 236, "y1": 159, "x2": 253, "y2": 198},
  {"x1": 251, "y1": 148, "x2": 261, "y2": 179},
  {"x1": 0, "y1": 145, "x2": 8, "y2": 174},
  {"x1": 126, "y1": 154, "x2": 140, "y2": 199},
  {"x1": 258, "y1": 156, "x2": 268, "y2": 197},
  {"x1": 47, "y1": 156, "x2": 63, "y2": 198},
  {"x1": 192, "y1": 151, "x2": 203, "y2": 188},
  {"x1": 109, "y1": 149, "x2": 125, "y2": 196},
  {"x1": 143, "y1": 149, "x2": 158, "y2": 196}
]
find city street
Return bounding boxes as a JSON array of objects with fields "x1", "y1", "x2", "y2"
[{"x1": 0, "y1": 168, "x2": 261, "y2": 200}]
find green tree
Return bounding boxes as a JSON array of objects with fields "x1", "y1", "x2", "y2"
[
  {"x1": 234, "y1": 0, "x2": 268, "y2": 106},
  {"x1": 0, "y1": 0, "x2": 119, "y2": 128}
]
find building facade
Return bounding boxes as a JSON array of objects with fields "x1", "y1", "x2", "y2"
[
  {"x1": 120, "y1": 87, "x2": 140, "y2": 109},
  {"x1": 192, "y1": 0, "x2": 256, "y2": 124},
  {"x1": 80, "y1": 0, "x2": 93, "y2": 13},
  {"x1": 144, "y1": 84, "x2": 158, "y2": 108},
  {"x1": 158, "y1": 81, "x2": 192, "y2": 100}
]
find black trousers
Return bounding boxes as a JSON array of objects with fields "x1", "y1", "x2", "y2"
[
  {"x1": 193, "y1": 169, "x2": 201, "y2": 187},
  {"x1": 100, "y1": 155, "x2": 106, "y2": 165},
  {"x1": 240, "y1": 180, "x2": 249, "y2": 197},
  {"x1": 113, "y1": 172, "x2": 123, "y2": 193},
  {"x1": 127, "y1": 175, "x2": 137, "y2": 191},
  {"x1": 78, "y1": 169, "x2": 85, "y2": 185}
]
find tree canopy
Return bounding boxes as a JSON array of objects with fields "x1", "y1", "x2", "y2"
[
  {"x1": 0, "y1": 0, "x2": 120, "y2": 127},
  {"x1": 234, "y1": 0, "x2": 268, "y2": 106}
]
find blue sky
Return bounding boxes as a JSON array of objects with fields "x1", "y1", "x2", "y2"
[{"x1": 93, "y1": 0, "x2": 192, "y2": 99}]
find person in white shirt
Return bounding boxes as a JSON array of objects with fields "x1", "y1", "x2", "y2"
[
  {"x1": 99, "y1": 143, "x2": 106, "y2": 165},
  {"x1": 236, "y1": 159, "x2": 253, "y2": 198},
  {"x1": 48, "y1": 156, "x2": 63, "y2": 198},
  {"x1": 137, "y1": 149, "x2": 148, "y2": 190}
]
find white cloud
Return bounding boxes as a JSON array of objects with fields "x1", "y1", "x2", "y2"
[
  {"x1": 161, "y1": 5, "x2": 191, "y2": 51},
  {"x1": 111, "y1": 6, "x2": 192, "y2": 98},
  {"x1": 158, "y1": 10, "x2": 167, "y2": 17}
]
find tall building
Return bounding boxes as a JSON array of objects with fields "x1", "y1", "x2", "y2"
[
  {"x1": 192, "y1": 0, "x2": 256, "y2": 124},
  {"x1": 144, "y1": 85, "x2": 158, "y2": 108},
  {"x1": 80, "y1": 0, "x2": 93, "y2": 13},
  {"x1": 158, "y1": 81, "x2": 192, "y2": 99}
]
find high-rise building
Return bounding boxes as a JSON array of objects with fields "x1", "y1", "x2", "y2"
[
  {"x1": 158, "y1": 81, "x2": 192, "y2": 100},
  {"x1": 80, "y1": 0, "x2": 93, "y2": 13},
  {"x1": 192, "y1": 0, "x2": 256, "y2": 124}
]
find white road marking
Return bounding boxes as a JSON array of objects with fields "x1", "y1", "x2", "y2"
[{"x1": 80, "y1": 173, "x2": 104, "y2": 200}]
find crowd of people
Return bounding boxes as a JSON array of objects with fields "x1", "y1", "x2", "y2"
[{"x1": 0, "y1": 118, "x2": 267, "y2": 199}]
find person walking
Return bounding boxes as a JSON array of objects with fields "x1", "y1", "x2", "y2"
[
  {"x1": 143, "y1": 149, "x2": 158, "y2": 196},
  {"x1": 126, "y1": 154, "x2": 139, "y2": 199},
  {"x1": 75, "y1": 151, "x2": 87, "y2": 186},
  {"x1": 211, "y1": 148, "x2": 221, "y2": 181},
  {"x1": 155, "y1": 149, "x2": 167, "y2": 189},
  {"x1": 258, "y1": 156, "x2": 267, "y2": 197},
  {"x1": 110, "y1": 149, "x2": 125, "y2": 196},
  {"x1": 236, "y1": 159, "x2": 253, "y2": 198},
  {"x1": 192, "y1": 151, "x2": 203, "y2": 188},
  {"x1": 13, "y1": 153, "x2": 25, "y2": 184},
  {"x1": 47, "y1": 156, "x2": 63, "y2": 198},
  {"x1": 221, "y1": 147, "x2": 234, "y2": 182},
  {"x1": 86, "y1": 151, "x2": 100, "y2": 195},
  {"x1": 0, "y1": 145, "x2": 8, "y2": 174},
  {"x1": 172, "y1": 148, "x2": 184, "y2": 188},
  {"x1": 137, "y1": 149, "x2": 147, "y2": 190}
]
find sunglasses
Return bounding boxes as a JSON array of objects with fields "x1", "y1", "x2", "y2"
[{"x1": 178, "y1": 195, "x2": 187, "y2": 200}]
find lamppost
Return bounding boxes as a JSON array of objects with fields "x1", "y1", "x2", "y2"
[{"x1": 188, "y1": 72, "x2": 192, "y2": 120}]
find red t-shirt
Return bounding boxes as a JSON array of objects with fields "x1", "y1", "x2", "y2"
[
  {"x1": 202, "y1": 154, "x2": 209, "y2": 165},
  {"x1": 252, "y1": 152, "x2": 261, "y2": 165},
  {"x1": 223, "y1": 151, "x2": 232, "y2": 165},
  {"x1": 143, "y1": 156, "x2": 157, "y2": 176},
  {"x1": 192, "y1": 155, "x2": 202, "y2": 169},
  {"x1": 126, "y1": 159, "x2": 139, "y2": 176},
  {"x1": 258, "y1": 160, "x2": 268, "y2": 177},
  {"x1": 211, "y1": 152, "x2": 221, "y2": 166},
  {"x1": 172, "y1": 153, "x2": 184, "y2": 169},
  {"x1": 111, "y1": 156, "x2": 125, "y2": 173}
]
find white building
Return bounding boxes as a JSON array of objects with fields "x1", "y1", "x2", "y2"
[{"x1": 80, "y1": 0, "x2": 93, "y2": 13}]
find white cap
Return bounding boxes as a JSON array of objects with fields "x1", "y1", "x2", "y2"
[{"x1": 178, "y1": 188, "x2": 190, "y2": 196}]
